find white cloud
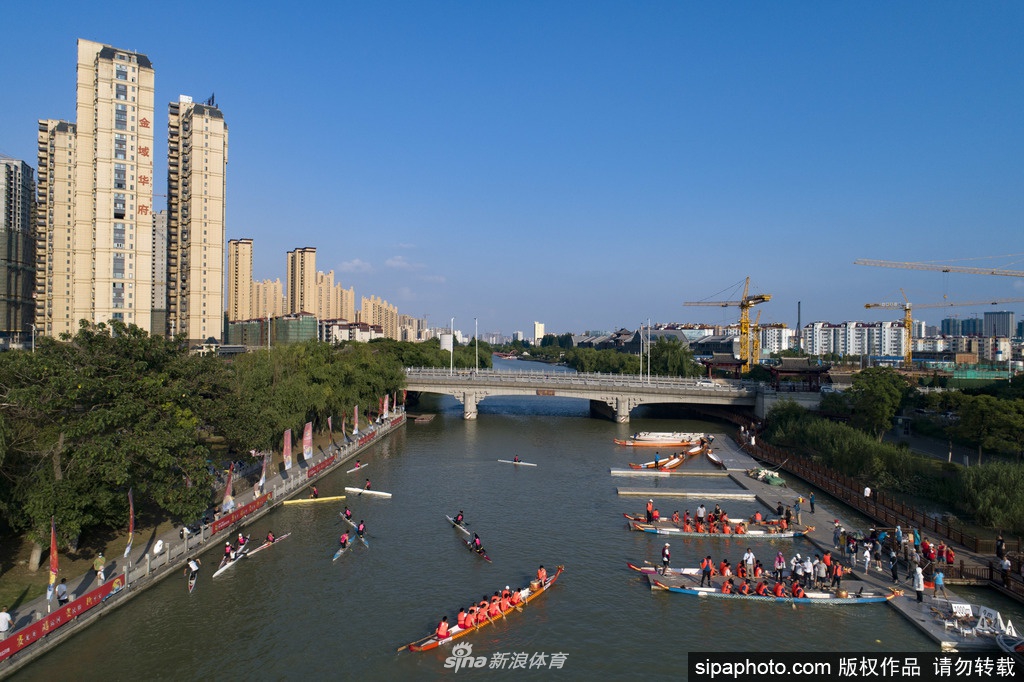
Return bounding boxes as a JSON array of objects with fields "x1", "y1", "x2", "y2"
[
  {"x1": 339, "y1": 258, "x2": 373, "y2": 273},
  {"x1": 420, "y1": 274, "x2": 446, "y2": 284},
  {"x1": 386, "y1": 255, "x2": 423, "y2": 270}
]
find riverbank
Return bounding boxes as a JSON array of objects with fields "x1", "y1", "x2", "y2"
[{"x1": 0, "y1": 411, "x2": 406, "y2": 676}]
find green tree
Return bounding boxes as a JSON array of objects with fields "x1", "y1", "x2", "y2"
[
  {"x1": 847, "y1": 367, "x2": 909, "y2": 441},
  {"x1": 950, "y1": 394, "x2": 1004, "y2": 465}
]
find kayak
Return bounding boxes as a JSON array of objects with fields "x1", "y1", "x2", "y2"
[
  {"x1": 403, "y1": 565, "x2": 565, "y2": 652},
  {"x1": 186, "y1": 567, "x2": 199, "y2": 593},
  {"x1": 346, "y1": 462, "x2": 369, "y2": 474},
  {"x1": 462, "y1": 537, "x2": 492, "y2": 563},
  {"x1": 212, "y1": 535, "x2": 252, "y2": 578},
  {"x1": 246, "y1": 532, "x2": 291, "y2": 557},
  {"x1": 333, "y1": 543, "x2": 351, "y2": 561},
  {"x1": 283, "y1": 495, "x2": 346, "y2": 505},
  {"x1": 344, "y1": 487, "x2": 392, "y2": 498},
  {"x1": 497, "y1": 459, "x2": 537, "y2": 467},
  {"x1": 446, "y1": 515, "x2": 471, "y2": 536}
]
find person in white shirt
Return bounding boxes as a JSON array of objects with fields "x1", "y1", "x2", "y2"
[
  {"x1": 55, "y1": 579, "x2": 69, "y2": 606},
  {"x1": 0, "y1": 607, "x2": 12, "y2": 634},
  {"x1": 742, "y1": 548, "x2": 755, "y2": 576}
]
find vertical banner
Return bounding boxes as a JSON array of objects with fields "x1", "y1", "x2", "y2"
[
  {"x1": 283, "y1": 429, "x2": 293, "y2": 470},
  {"x1": 353, "y1": 405, "x2": 359, "y2": 435},
  {"x1": 123, "y1": 488, "x2": 134, "y2": 558},
  {"x1": 303, "y1": 422, "x2": 313, "y2": 461},
  {"x1": 384, "y1": 394, "x2": 390, "y2": 419},
  {"x1": 328, "y1": 416, "x2": 333, "y2": 439},
  {"x1": 402, "y1": 389, "x2": 407, "y2": 405},
  {"x1": 222, "y1": 463, "x2": 235, "y2": 512},
  {"x1": 257, "y1": 451, "x2": 268, "y2": 494},
  {"x1": 47, "y1": 517, "x2": 58, "y2": 604}
]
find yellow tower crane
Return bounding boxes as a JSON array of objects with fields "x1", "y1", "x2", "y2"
[
  {"x1": 684, "y1": 277, "x2": 771, "y2": 372},
  {"x1": 864, "y1": 291, "x2": 1024, "y2": 369}
]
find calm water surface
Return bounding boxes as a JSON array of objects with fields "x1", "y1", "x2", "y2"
[{"x1": 17, "y1": 360, "x2": 935, "y2": 681}]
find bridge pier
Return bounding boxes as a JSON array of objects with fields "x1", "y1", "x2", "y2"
[
  {"x1": 615, "y1": 397, "x2": 637, "y2": 423},
  {"x1": 461, "y1": 391, "x2": 479, "y2": 420}
]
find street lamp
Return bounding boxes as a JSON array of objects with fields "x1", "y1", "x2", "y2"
[
  {"x1": 30, "y1": 324, "x2": 36, "y2": 353},
  {"x1": 450, "y1": 317, "x2": 455, "y2": 376},
  {"x1": 475, "y1": 317, "x2": 479, "y2": 373}
]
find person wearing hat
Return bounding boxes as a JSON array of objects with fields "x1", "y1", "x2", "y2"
[
  {"x1": 646, "y1": 499, "x2": 654, "y2": 523},
  {"x1": 661, "y1": 543, "x2": 671, "y2": 575},
  {"x1": 93, "y1": 553, "x2": 106, "y2": 584}
]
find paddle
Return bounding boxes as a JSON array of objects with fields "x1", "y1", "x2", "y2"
[{"x1": 396, "y1": 632, "x2": 435, "y2": 653}]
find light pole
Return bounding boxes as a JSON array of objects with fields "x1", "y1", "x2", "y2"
[
  {"x1": 450, "y1": 317, "x2": 455, "y2": 375},
  {"x1": 474, "y1": 317, "x2": 478, "y2": 373},
  {"x1": 30, "y1": 324, "x2": 36, "y2": 353}
]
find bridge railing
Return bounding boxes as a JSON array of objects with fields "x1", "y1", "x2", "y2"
[{"x1": 404, "y1": 367, "x2": 765, "y2": 392}]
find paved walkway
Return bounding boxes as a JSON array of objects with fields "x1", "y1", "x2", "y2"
[
  {"x1": 712, "y1": 435, "x2": 1012, "y2": 651},
  {"x1": 0, "y1": 412, "x2": 405, "y2": 674}
]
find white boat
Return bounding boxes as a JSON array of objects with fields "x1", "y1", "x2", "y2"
[
  {"x1": 212, "y1": 535, "x2": 251, "y2": 578},
  {"x1": 346, "y1": 462, "x2": 369, "y2": 474},
  {"x1": 497, "y1": 459, "x2": 537, "y2": 467},
  {"x1": 344, "y1": 486, "x2": 392, "y2": 498},
  {"x1": 630, "y1": 431, "x2": 705, "y2": 443},
  {"x1": 246, "y1": 532, "x2": 291, "y2": 557}
]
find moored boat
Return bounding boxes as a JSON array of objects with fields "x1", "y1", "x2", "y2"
[
  {"x1": 626, "y1": 561, "x2": 792, "y2": 580},
  {"x1": 615, "y1": 433, "x2": 712, "y2": 448},
  {"x1": 402, "y1": 565, "x2": 565, "y2": 652},
  {"x1": 649, "y1": 572, "x2": 897, "y2": 604},
  {"x1": 706, "y1": 450, "x2": 724, "y2": 468},
  {"x1": 628, "y1": 520, "x2": 810, "y2": 538}
]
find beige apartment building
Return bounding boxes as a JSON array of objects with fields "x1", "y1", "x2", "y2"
[
  {"x1": 358, "y1": 295, "x2": 399, "y2": 339},
  {"x1": 226, "y1": 238, "x2": 253, "y2": 322},
  {"x1": 286, "y1": 247, "x2": 317, "y2": 314},
  {"x1": 253, "y1": 278, "x2": 285, "y2": 319},
  {"x1": 167, "y1": 95, "x2": 227, "y2": 344},
  {"x1": 314, "y1": 270, "x2": 356, "y2": 322},
  {"x1": 36, "y1": 39, "x2": 156, "y2": 337},
  {"x1": 151, "y1": 210, "x2": 168, "y2": 335}
]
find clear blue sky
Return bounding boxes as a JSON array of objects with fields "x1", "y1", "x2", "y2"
[{"x1": 3, "y1": 2, "x2": 1023, "y2": 337}]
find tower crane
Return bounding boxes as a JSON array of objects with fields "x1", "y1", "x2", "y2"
[
  {"x1": 864, "y1": 290, "x2": 1024, "y2": 369},
  {"x1": 684, "y1": 277, "x2": 771, "y2": 372},
  {"x1": 854, "y1": 258, "x2": 1024, "y2": 277}
]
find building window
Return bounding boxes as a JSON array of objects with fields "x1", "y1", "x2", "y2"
[
  {"x1": 114, "y1": 164, "x2": 126, "y2": 190},
  {"x1": 116, "y1": 84, "x2": 128, "y2": 101},
  {"x1": 116, "y1": 65, "x2": 128, "y2": 81},
  {"x1": 113, "y1": 254, "x2": 125, "y2": 279},
  {"x1": 115, "y1": 104, "x2": 128, "y2": 130},
  {"x1": 112, "y1": 282, "x2": 125, "y2": 309},
  {"x1": 113, "y1": 223, "x2": 125, "y2": 248},
  {"x1": 113, "y1": 193, "x2": 126, "y2": 219},
  {"x1": 114, "y1": 134, "x2": 127, "y2": 160}
]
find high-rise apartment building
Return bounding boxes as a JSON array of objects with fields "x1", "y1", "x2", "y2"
[
  {"x1": 286, "y1": 247, "x2": 317, "y2": 314},
  {"x1": 533, "y1": 321, "x2": 545, "y2": 344},
  {"x1": 167, "y1": 95, "x2": 227, "y2": 344},
  {"x1": 36, "y1": 38, "x2": 156, "y2": 335},
  {"x1": 358, "y1": 295, "x2": 399, "y2": 339},
  {"x1": 36, "y1": 39, "x2": 156, "y2": 336},
  {"x1": 151, "y1": 210, "x2": 168, "y2": 335},
  {"x1": 227, "y1": 238, "x2": 253, "y2": 322},
  {"x1": 253, "y1": 278, "x2": 285, "y2": 319},
  {"x1": 983, "y1": 311, "x2": 1014, "y2": 339},
  {"x1": 314, "y1": 270, "x2": 356, "y2": 322},
  {"x1": 0, "y1": 156, "x2": 36, "y2": 343}
]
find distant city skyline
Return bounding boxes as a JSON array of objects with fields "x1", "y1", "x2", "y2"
[{"x1": 2, "y1": 4, "x2": 1022, "y2": 336}]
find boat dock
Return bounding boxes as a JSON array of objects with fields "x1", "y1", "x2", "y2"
[
  {"x1": 609, "y1": 468, "x2": 729, "y2": 478},
  {"x1": 616, "y1": 487, "x2": 757, "y2": 500},
  {"x1": 694, "y1": 434, "x2": 1010, "y2": 652}
]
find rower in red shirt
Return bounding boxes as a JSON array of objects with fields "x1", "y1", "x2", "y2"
[{"x1": 435, "y1": 616, "x2": 450, "y2": 640}]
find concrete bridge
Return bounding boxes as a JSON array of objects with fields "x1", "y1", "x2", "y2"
[{"x1": 404, "y1": 367, "x2": 820, "y2": 421}]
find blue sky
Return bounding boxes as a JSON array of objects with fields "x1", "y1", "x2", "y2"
[{"x1": 3, "y1": 2, "x2": 1023, "y2": 337}]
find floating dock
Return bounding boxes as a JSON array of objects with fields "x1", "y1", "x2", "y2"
[
  {"x1": 609, "y1": 468, "x2": 729, "y2": 478},
  {"x1": 616, "y1": 488, "x2": 757, "y2": 500}
]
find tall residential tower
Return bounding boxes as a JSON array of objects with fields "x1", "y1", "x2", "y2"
[
  {"x1": 36, "y1": 39, "x2": 156, "y2": 336},
  {"x1": 0, "y1": 156, "x2": 36, "y2": 343},
  {"x1": 167, "y1": 95, "x2": 228, "y2": 344}
]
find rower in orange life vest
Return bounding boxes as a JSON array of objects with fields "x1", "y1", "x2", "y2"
[
  {"x1": 721, "y1": 578, "x2": 734, "y2": 594},
  {"x1": 671, "y1": 510, "x2": 680, "y2": 524},
  {"x1": 478, "y1": 596, "x2": 489, "y2": 620},
  {"x1": 772, "y1": 580, "x2": 785, "y2": 597},
  {"x1": 339, "y1": 532, "x2": 349, "y2": 549},
  {"x1": 645, "y1": 499, "x2": 654, "y2": 523},
  {"x1": 651, "y1": 508, "x2": 661, "y2": 523},
  {"x1": 435, "y1": 615, "x2": 450, "y2": 640},
  {"x1": 464, "y1": 606, "x2": 476, "y2": 628},
  {"x1": 510, "y1": 587, "x2": 523, "y2": 606},
  {"x1": 489, "y1": 592, "x2": 501, "y2": 618},
  {"x1": 457, "y1": 607, "x2": 467, "y2": 629},
  {"x1": 738, "y1": 579, "x2": 751, "y2": 595},
  {"x1": 500, "y1": 587, "x2": 512, "y2": 611},
  {"x1": 755, "y1": 580, "x2": 769, "y2": 596},
  {"x1": 791, "y1": 580, "x2": 805, "y2": 599},
  {"x1": 537, "y1": 565, "x2": 548, "y2": 583}
]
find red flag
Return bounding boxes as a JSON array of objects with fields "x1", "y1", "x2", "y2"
[
  {"x1": 303, "y1": 422, "x2": 313, "y2": 461},
  {"x1": 283, "y1": 429, "x2": 293, "y2": 470},
  {"x1": 123, "y1": 488, "x2": 134, "y2": 558},
  {"x1": 328, "y1": 416, "x2": 333, "y2": 436},
  {"x1": 47, "y1": 517, "x2": 58, "y2": 601}
]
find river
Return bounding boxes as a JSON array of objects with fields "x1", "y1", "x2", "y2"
[{"x1": 16, "y1": 358, "x2": 938, "y2": 681}]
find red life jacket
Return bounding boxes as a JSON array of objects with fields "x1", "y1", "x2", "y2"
[
  {"x1": 457, "y1": 611, "x2": 467, "y2": 628},
  {"x1": 738, "y1": 582, "x2": 751, "y2": 595},
  {"x1": 793, "y1": 584, "x2": 805, "y2": 598},
  {"x1": 436, "y1": 620, "x2": 450, "y2": 638},
  {"x1": 773, "y1": 583, "x2": 785, "y2": 597},
  {"x1": 721, "y1": 582, "x2": 732, "y2": 594},
  {"x1": 755, "y1": 582, "x2": 768, "y2": 596}
]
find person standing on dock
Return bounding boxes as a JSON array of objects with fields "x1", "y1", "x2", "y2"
[
  {"x1": 661, "y1": 543, "x2": 671, "y2": 575},
  {"x1": 700, "y1": 556, "x2": 714, "y2": 587},
  {"x1": 933, "y1": 568, "x2": 948, "y2": 598},
  {"x1": 809, "y1": 492, "x2": 815, "y2": 514},
  {"x1": 793, "y1": 499, "x2": 802, "y2": 526},
  {"x1": 913, "y1": 566, "x2": 925, "y2": 602},
  {"x1": 696, "y1": 504, "x2": 707, "y2": 526}
]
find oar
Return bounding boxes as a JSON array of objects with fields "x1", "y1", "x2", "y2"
[{"x1": 396, "y1": 633, "x2": 435, "y2": 653}]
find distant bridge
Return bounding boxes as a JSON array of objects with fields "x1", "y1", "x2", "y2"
[{"x1": 404, "y1": 368, "x2": 817, "y2": 422}]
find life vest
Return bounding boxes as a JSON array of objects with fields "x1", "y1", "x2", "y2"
[
  {"x1": 773, "y1": 583, "x2": 785, "y2": 597},
  {"x1": 735, "y1": 524, "x2": 745, "y2": 534},
  {"x1": 457, "y1": 611, "x2": 467, "y2": 628},
  {"x1": 646, "y1": 501, "x2": 653, "y2": 515},
  {"x1": 537, "y1": 567, "x2": 547, "y2": 582},
  {"x1": 510, "y1": 591, "x2": 522, "y2": 605},
  {"x1": 722, "y1": 524, "x2": 732, "y2": 535},
  {"x1": 672, "y1": 512, "x2": 680, "y2": 524},
  {"x1": 719, "y1": 561, "x2": 728, "y2": 576},
  {"x1": 701, "y1": 558, "x2": 712, "y2": 572},
  {"x1": 721, "y1": 582, "x2": 732, "y2": 594},
  {"x1": 754, "y1": 565, "x2": 763, "y2": 577},
  {"x1": 500, "y1": 596, "x2": 511, "y2": 611},
  {"x1": 738, "y1": 582, "x2": 750, "y2": 595},
  {"x1": 753, "y1": 512, "x2": 762, "y2": 523},
  {"x1": 683, "y1": 522, "x2": 693, "y2": 532},
  {"x1": 436, "y1": 620, "x2": 450, "y2": 638},
  {"x1": 755, "y1": 582, "x2": 768, "y2": 596},
  {"x1": 737, "y1": 564, "x2": 746, "y2": 578},
  {"x1": 792, "y1": 584, "x2": 805, "y2": 598},
  {"x1": 465, "y1": 610, "x2": 476, "y2": 628},
  {"x1": 652, "y1": 510, "x2": 661, "y2": 522}
]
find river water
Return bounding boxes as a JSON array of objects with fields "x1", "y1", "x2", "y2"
[{"x1": 17, "y1": 359, "x2": 937, "y2": 681}]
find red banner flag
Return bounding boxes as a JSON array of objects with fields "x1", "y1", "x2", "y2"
[
  {"x1": 303, "y1": 422, "x2": 313, "y2": 461},
  {"x1": 123, "y1": 488, "x2": 134, "y2": 558},
  {"x1": 47, "y1": 517, "x2": 58, "y2": 602},
  {"x1": 283, "y1": 429, "x2": 293, "y2": 470},
  {"x1": 354, "y1": 405, "x2": 359, "y2": 434},
  {"x1": 328, "y1": 416, "x2": 333, "y2": 437},
  {"x1": 222, "y1": 463, "x2": 235, "y2": 511}
]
